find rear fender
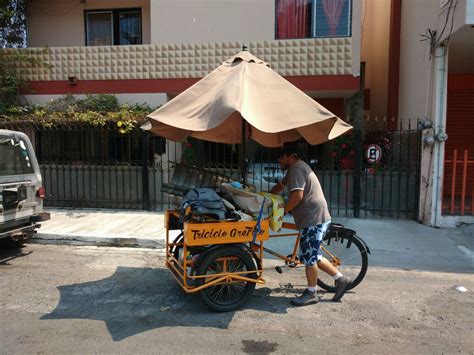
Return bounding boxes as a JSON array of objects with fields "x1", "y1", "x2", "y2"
[{"x1": 328, "y1": 223, "x2": 370, "y2": 254}]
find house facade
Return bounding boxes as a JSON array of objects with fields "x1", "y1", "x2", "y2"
[
  {"x1": 23, "y1": 0, "x2": 361, "y2": 116},
  {"x1": 396, "y1": 0, "x2": 474, "y2": 226},
  {"x1": 6, "y1": 0, "x2": 474, "y2": 225}
]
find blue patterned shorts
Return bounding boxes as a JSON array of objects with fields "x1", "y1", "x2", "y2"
[{"x1": 298, "y1": 220, "x2": 331, "y2": 266}]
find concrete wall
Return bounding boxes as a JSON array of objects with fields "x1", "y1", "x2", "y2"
[
  {"x1": 438, "y1": 0, "x2": 473, "y2": 42},
  {"x1": 149, "y1": 0, "x2": 274, "y2": 44},
  {"x1": 26, "y1": 0, "x2": 362, "y2": 78},
  {"x1": 149, "y1": 0, "x2": 361, "y2": 74},
  {"x1": 399, "y1": 0, "x2": 474, "y2": 119},
  {"x1": 27, "y1": 0, "x2": 151, "y2": 47},
  {"x1": 360, "y1": 0, "x2": 391, "y2": 118},
  {"x1": 398, "y1": 0, "x2": 439, "y2": 120},
  {"x1": 399, "y1": 0, "x2": 474, "y2": 226}
]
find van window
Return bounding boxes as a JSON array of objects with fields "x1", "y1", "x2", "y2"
[{"x1": 0, "y1": 136, "x2": 35, "y2": 176}]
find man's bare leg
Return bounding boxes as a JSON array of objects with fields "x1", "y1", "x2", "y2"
[
  {"x1": 305, "y1": 264, "x2": 318, "y2": 288},
  {"x1": 317, "y1": 257, "x2": 338, "y2": 276},
  {"x1": 291, "y1": 264, "x2": 320, "y2": 306}
]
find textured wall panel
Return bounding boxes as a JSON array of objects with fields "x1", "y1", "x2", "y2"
[{"x1": 7, "y1": 38, "x2": 352, "y2": 81}]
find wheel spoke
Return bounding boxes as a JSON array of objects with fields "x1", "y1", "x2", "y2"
[
  {"x1": 317, "y1": 234, "x2": 368, "y2": 293},
  {"x1": 197, "y1": 246, "x2": 257, "y2": 311}
]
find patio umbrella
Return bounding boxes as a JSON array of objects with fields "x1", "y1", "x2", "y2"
[{"x1": 141, "y1": 51, "x2": 352, "y2": 148}]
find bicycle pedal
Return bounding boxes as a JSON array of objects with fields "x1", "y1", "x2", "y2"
[{"x1": 275, "y1": 266, "x2": 283, "y2": 274}]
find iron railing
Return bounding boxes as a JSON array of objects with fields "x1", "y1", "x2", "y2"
[
  {"x1": 1, "y1": 118, "x2": 422, "y2": 219},
  {"x1": 443, "y1": 149, "x2": 474, "y2": 216}
]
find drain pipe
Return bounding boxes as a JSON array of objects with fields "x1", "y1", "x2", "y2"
[{"x1": 431, "y1": 44, "x2": 449, "y2": 227}]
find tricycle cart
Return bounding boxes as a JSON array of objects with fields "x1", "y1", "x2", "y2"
[
  {"x1": 165, "y1": 210, "x2": 270, "y2": 312},
  {"x1": 165, "y1": 210, "x2": 370, "y2": 312},
  {"x1": 144, "y1": 50, "x2": 364, "y2": 311}
]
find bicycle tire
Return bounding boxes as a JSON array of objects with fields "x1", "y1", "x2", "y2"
[
  {"x1": 196, "y1": 244, "x2": 257, "y2": 312},
  {"x1": 169, "y1": 232, "x2": 206, "y2": 267},
  {"x1": 169, "y1": 232, "x2": 184, "y2": 261},
  {"x1": 317, "y1": 233, "x2": 368, "y2": 293}
]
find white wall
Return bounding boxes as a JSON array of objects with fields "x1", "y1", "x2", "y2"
[
  {"x1": 438, "y1": 0, "x2": 473, "y2": 42},
  {"x1": 398, "y1": 0, "x2": 474, "y2": 226},
  {"x1": 27, "y1": 0, "x2": 151, "y2": 47},
  {"x1": 398, "y1": 0, "x2": 439, "y2": 120},
  {"x1": 149, "y1": 0, "x2": 274, "y2": 44},
  {"x1": 399, "y1": 0, "x2": 474, "y2": 119}
]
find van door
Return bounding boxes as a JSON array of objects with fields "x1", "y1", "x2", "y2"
[{"x1": 0, "y1": 131, "x2": 42, "y2": 228}]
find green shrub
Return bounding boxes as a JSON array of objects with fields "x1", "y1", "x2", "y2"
[{"x1": 0, "y1": 94, "x2": 157, "y2": 134}]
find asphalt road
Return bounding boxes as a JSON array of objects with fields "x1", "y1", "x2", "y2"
[{"x1": 1, "y1": 244, "x2": 473, "y2": 354}]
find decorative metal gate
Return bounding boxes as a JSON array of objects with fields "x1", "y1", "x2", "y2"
[
  {"x1": 316, "y1": 118, "x2": 422, "y2": 219},
  {"x1": 1, "y1": 119, "x2": 421, "y2": 219}
]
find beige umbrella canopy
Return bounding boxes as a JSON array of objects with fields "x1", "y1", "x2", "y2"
[{"x1": 142, "y1": 51, "x2": 352, "y2": 147}]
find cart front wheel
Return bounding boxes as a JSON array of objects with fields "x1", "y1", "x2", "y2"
[{"x1": 196, "y1": 245, "x2": 257, "y2": 312}]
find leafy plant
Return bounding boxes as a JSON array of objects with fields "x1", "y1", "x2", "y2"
[
  {"x1": 332, "y1": 134, "x2": 354, "y2": 158},
  {"x1": 1, "y1": 1, "x2": 53, "y2": 110},
  {"x1": 77, "y1": 94, "x2": 119, "y2": 112},
  {"x1": 0, "y1": 48, "x2": 52, "y2": 110},
  {"x1": 0, "y1": 94, "x2": 155, "y2": 134},
  {"x1": 181, "y1": 140, "x2": 194, "y2": 165},
  {"x1": 0, "y1": 0, "x2": 27, "y2": 48}
]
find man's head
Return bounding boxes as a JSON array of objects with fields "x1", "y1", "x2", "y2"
[{"x1": 278, "y1": 142, "x2": 301, "y2": 170}]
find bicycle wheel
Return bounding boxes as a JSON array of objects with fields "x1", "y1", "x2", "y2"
[
  {"x1": 196, "y1": 245, "x2": 257, "y2": 312},
  {"x1": 317, "y1": 233, "x2": 368, "y2": 292},
  {"x1": 169, "y1": 232, "x2": 184, "y2": 261}
]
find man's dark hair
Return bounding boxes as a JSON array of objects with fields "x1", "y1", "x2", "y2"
[{"x1": 279, "y1": 141, "x2": 302, "y2": 159}]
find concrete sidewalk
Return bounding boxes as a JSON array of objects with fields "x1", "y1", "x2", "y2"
[
  {"x1": 35, "y1": 208, "x2": 474, "y2": 273},
  {"x1": 35, "y1": 209, "x2": 170, "y2": 249}
]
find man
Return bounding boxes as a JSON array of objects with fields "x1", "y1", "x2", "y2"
[{"x1": 270, "y1": 142, "x2": 351, "y2": 306}]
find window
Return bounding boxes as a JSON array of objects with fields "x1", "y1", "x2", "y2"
[
  {"x1": 275, "y1": 0, "x2": 352, "y2": 39},
  {"x1": 85, "y1": 8, "x2": 142, "y2": 46},
  {"x1": 0, "y1": 136, "x2": 34, "y2": 176}
]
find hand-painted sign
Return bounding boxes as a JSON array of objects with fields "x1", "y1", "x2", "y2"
[{"x1": 185, "y1": 220, "x2": 269, "y2": 246}]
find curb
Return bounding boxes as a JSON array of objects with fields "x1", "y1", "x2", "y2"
[{"x1": 33, "y1": 233, "x2": 166, "y2": 249}]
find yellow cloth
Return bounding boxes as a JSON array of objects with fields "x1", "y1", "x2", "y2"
[{"x1": 258, "y1": 192, "x2": 285, "y2": 232}]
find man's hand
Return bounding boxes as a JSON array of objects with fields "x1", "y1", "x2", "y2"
[
  {"x1": 285, "y1": 190, "x2": 304, "y2": 214},
  {"x1": 269, "y1": 181, "x2": 284, "y2": 195}
]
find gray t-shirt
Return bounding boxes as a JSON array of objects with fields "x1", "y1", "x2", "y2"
[{"x1": 282, "y1": 159, "x2": 331, "y2": 228}]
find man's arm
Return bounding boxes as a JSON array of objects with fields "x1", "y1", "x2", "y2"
[
  {"x1": 269, "y1": 181, "x2": 285, "y2": 194},
  {"x1": 285, "y1": 189, "x2": 304, "y2": 214}
]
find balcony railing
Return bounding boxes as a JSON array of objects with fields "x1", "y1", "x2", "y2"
[{"x1": 3, "y1": 38, "x2": 353, "y2": 82}]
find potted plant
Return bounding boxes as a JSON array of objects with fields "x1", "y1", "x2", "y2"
[
  {"x1": 181, "y1": 140, "x2": 194, "y2": 165},
  {"x1": 332, "y1": 134, "x2": 355, "y2": 170}
]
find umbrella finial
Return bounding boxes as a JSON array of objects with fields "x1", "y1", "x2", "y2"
[{"x1": 242, "y1": 45, "x2": 248, "y2": 51}]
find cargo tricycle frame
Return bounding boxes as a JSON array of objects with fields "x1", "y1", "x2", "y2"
[
  {"x1": 164, "y1": 210, "x2": 370, "y2": 312},
  {"x1": 165, "y1": 210, "x2": 270, "y2": 312}
]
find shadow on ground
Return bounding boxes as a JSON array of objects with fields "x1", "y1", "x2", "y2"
[
  {"x1": 41, "y1": 266, "x2": 303, "y2": 341},
  {"x1": 0, "y1": 246, "x2": 33, "y2": 265}
]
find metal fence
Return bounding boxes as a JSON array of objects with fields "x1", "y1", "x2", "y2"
[
  {"x1": 443, "y1": 149, "x2": 474, "y2": 216},
  {"x1": 1, "y1": 118, "x2": 422, "y2": 219}
]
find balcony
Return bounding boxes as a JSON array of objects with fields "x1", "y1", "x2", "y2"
[{"x1": 8, "y1": 38, "x2": 353, "y2": 83}]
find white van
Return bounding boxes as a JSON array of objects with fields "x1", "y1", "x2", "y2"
[{"x1": 0, "y1": 129, "x2": 50, "y2": 247}]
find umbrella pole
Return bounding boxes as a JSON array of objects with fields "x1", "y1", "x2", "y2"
[
  {"x1": 240, "y1": 44, "x2": 248, "y2": 185},
  {"x1": 240, "y1": 120, "x2": 247, "y2": 185}
]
